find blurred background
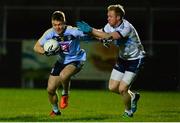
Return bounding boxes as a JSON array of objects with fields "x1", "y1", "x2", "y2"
[{"x1": 0, "y1": 0, "x2": 180, "y2": 91}]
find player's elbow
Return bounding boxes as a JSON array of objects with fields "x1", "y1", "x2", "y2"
[
  {"x1": 33, "y1": 45, "x2": 38, "y2": 52},
  {"x1": 33, "y1": 41, "x2": 41, "y2": 53},
  {"x1": 33, "y1": 44, "x2": 42, "y2": 54}
]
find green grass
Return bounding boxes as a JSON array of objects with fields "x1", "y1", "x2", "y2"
[{"x1": 0, "y1": 88, "x2": 180, "y2": 122}]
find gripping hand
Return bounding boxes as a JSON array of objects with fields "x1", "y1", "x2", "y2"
[
  {"x1": 101, "y1": 36, "x2": 113, "y2": 48},
  {"x1": 101, "y1": 39, "x2": 110, "y2": 48},
  {"x1": 44, "y1": 47, "x2": 60, "y2": 56},
  {"x1": 76, "y1": 21, "x2": 92, "y2": 33}
]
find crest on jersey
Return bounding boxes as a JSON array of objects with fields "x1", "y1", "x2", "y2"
[{"x1": 52, "y1": 35, "x2": 76, "y2": 42}]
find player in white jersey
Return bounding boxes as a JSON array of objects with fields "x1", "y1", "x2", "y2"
[
  {"x1": 77, "y1": 4, "x2": 145, "y2": 118},
  {"x1": 34, "y1": 11, "x2": 87, "y2": 116}
]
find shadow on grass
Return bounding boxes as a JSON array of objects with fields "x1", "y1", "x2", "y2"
[
  {"x1": 56, "y1": 117, "x2": 107, "y2": 122},
  {"x1": 0, "y1": 114, "x2": 116, "y2": 122},
  {"x1": 0, "y1": 115, "x2": 38, "y2": 122},
  {"x1": 46, "y1": 114, "x2": 116, "y2": 122}
]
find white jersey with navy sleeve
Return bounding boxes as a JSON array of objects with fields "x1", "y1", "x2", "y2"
[
  {"x1": 104, "y1": 19, "x2": 145, "y2": 60},
  {"x1": 39, "y1": 26, "x2": 86, "y2": 64}
]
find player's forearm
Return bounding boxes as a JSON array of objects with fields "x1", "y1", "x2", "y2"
[
  {"x1": 34, "y1": 46, "x2": 45, "y2": 55},
  {"x1": 33, "y1": 42, "x2": 45, "y2": 55},
  {"x1": 91, "y1": 28, "x2": 111, "y2": 39}
]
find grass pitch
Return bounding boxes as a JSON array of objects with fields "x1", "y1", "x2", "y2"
[{"x1": 0, "y1": 88, "x2": 180, "y2": 122}]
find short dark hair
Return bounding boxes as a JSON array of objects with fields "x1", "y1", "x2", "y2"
[
  {"x1": 107, "y1": 4, "x2": 125, "y2": 19},
  {"x1": 51, "y1": 11, "x2": 66, "y2": 22}
]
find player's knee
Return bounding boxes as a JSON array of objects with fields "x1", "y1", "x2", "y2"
[
  {"x1": 108, "y1": 84, "x2": 118, "y2": 92},
  {"x1": 119, "y1": 86, "x2": 128, "y2": 95},
  {"x1": 118, "y1": 80, "x2": 129, "y2": 95},
  {"x1": 47, "y1": 86, "x2": 56, "y2": 95}
]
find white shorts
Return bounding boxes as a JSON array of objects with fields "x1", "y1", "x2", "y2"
[{"x1": 110, "y1": 69, "x2": 136, "y2": 85}]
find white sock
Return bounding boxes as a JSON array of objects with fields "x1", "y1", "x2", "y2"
[
  {"x1": 128, "y1": 90, "x2": 135, "y2": 100},
  {"x1": 125, "y1": 109, "x2": 133, "y2": 115},
  {"x1": 52, "y1": 104, "x2": 59, "y2": 113},
  {"x1": 62, "y1": 90, "x2": 69, "y2": 96}
]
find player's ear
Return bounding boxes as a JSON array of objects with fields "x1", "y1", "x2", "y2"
[{"x1": 117, "y1": 15, "x2": 121, "y2": 20}]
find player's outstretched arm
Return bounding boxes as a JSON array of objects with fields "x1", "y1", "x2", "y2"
[
  {"x1": 76, "y1": 21, "x2": 120, "y2": 40},
  {"x1": 76, "y1": 21, "x2": 92, "y2": 34}
]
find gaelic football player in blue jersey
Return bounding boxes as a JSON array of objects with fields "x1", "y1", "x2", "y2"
[
  {"x1": 34, "y1": 11, "x2": 87, "y2": 116},
  {"x1": 77, "y1": 4, "x2": 146, "y2": 118}
]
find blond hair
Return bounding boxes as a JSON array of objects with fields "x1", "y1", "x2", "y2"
[{"x1": 107, "y1": 4, "x2": 125, "y2": 19}]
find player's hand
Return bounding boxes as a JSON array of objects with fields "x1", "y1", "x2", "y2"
[
  {"x1": 101, "y1": 39, "x2": 110, "y2": 48},
  {"x1": 76, "y1": 21, "x2": 92, "y2": 33},
  {"x1": 100, "y1": 36, "x2": 113, "y2": 48},
  {"x1": 44, "y1": 47, "x2": 60, "y2": 56}
]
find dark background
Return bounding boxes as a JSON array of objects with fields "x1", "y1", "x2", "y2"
[{"x1": 0, "y1": 0, "x2": 180, "y2": 90}]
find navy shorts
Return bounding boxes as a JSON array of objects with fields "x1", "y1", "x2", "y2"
[
  {"x1": 114, "y1": 57, "x2": 145, "y2": 73},
  {"x1": 50, "y1": 61, "x2": 84, "y2": 76}
]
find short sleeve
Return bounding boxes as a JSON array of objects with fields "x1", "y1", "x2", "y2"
[{"x1": 39, "y1": 29, "x2": 53, "y2": 46}]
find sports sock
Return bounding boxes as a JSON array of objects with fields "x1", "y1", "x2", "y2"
[
  {"x1": 61, "y1": 90, "x2": 69, "y2": 96},
  {"x1": 128, "y1": 90, "x2": 135, "y2": 100},
  {"x1": 52, "y1": 104, "x2": 59, "y2": 113},
  {"x1": 125, "y1": 109, "x2": 133, "y2": 115}
]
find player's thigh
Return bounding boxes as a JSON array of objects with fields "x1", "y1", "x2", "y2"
[
  {"x1": 47, "y1": 75, "x2": 61, "y2": 91},
  {"x1": 119, "y1": 58, "x2": 144, "y2": 87},
  {"x1": 60, "y1": 62, "x2": 82, "y2": 80},
  {"x1": 119, "y1": 71, "x2": 136, "y2": 91},
  {"x1": 118, "y1": 71, "x2": 136, "y2": 94},
  {"x1": 109, "y1": 68, "x2": 124, "y2": 91}
]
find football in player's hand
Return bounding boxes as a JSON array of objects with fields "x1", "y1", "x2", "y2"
[
  {"x1": 43, "y1": 39, "x2": 59, "y2": 52},
  {"x1": 43, "y1": 39, "x2": 60, "y2": 56}
]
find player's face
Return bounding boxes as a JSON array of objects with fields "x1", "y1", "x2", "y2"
[
  {"x1": 107, "y1": 10, "x2": 120, "y2": 27},
  {"x1": 52, "y1": 20, "x2": 65, "y2": 34}
]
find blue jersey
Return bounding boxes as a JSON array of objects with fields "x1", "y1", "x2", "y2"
[{"x1": 39, "y1": 26, "x2": 86, "y2": 64}]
